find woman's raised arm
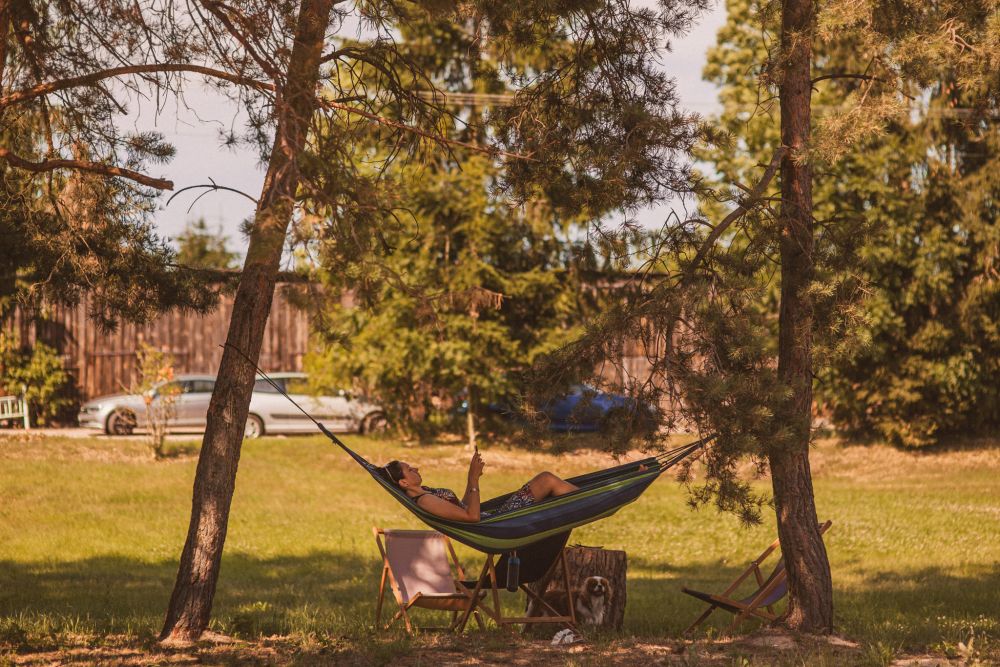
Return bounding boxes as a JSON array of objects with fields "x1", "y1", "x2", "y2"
[{"x1": 415, "y1": 492, "x2": 480, "y2": 522}]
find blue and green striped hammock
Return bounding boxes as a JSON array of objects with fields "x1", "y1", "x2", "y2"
[
  {"x1": 318, "y1": 422, "x2": 710, "y2": 554},
  {"x1": 232, "y1": 346, "x2": 709, "y2": 556}
]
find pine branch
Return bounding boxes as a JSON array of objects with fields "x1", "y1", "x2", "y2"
[
  {"x1": 1, "y1": 64, "x2": 535, "y2": 163},
  {"x1": 681, "y1": 147, "x2": 786, "y2": 284},
  {"x1": 316, "y1": 96, "x2": 536, "y2": 162},
  {"x1": 0, "y1": 63, "x2": 275, "y2": 109},
  {"x1": 0, "y1": 148, "x2": 173, "y2": 189},
  {"x1": 198, "y1": 0, "x2": 284, "y2": 81},
  {"x1": 810, "y1": 73, "x2": 883, "y2": 87}
]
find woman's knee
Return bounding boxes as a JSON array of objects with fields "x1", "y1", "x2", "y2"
[
  {"x1": 527, "y1": 471, "x2": 554, "y2": 494},
  {"x1": 531, "y1": 471, "x2": 558, "y2": 487}
]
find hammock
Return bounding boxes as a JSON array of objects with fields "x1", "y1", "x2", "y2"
[
  {"x1": 229, "y1": 344, "x2": 710, "y2": 555},
  {"x1": 318, "y1": 421, "x2": 710, "y2": 554}
]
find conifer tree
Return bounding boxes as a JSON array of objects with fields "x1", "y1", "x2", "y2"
[
  {"x1": 686, "y1": 0, "x2": 997, "y2": 630},
  {"x1": 174, "y1": 218, "x2": 240, "y2": 271},
  {"x1": 0, "y1": 112, "x2": 218, "y2": 326},
  {"x1": 701, "y1": 0, "x2": 1000, "y2": 449},
  {"x1": 302, "y1": 19, "x2": 605, "y2": 441},
  {"x1": 530, "y1": 0, "x2": 997, "y2": 632}
]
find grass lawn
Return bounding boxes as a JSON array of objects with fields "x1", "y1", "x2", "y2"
[{"x1": 1, "y1": 431, "x2": 999, "y2": 665}]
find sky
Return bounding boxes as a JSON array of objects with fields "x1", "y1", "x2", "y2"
[{"x1": 136, "y1": 2, "x2": 728, "y2": 252}]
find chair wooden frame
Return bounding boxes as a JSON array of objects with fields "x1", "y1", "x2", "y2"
[
  {"x1": 682, "y1": 519, "x2": 833, "y2": 635},
  {"x1": 373, "y1": 527, "x2": 485, "y2": 634},
  {"x1": 455, "y1": 550, "x2": 578, "y2": 633}
]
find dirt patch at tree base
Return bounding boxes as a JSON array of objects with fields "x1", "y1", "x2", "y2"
[{"x1": 4, "y1": 630, "x2": 986, "y2": 667}]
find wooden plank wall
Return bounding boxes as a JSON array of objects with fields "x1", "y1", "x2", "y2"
[
  {"x1": 5, "y1": 283, "x2": 670, "y2": 406},
  {"x1": 4, "y1": 284, "x2": 310, "y2": 400}
]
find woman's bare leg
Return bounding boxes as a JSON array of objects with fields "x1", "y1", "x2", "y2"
[{"x1": 526, "y1": 472, "x2": 578, "y2": 501}]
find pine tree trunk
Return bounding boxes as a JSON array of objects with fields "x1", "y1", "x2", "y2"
[
  {"x1": 159, "y1": 0, "x2": 333, "y2": 642},
  {"x1": 772, "y1": 0, "x2": 833, "y2": 634}
]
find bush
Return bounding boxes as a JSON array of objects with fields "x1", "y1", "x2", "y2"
[{"x1": 0, "y1": 334, "x2": 78, "y2": 426}]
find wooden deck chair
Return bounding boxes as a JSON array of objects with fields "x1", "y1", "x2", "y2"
[
  {"x1": 682, "y1": 519, "x2": 833, "y2": 635},
  {"x1": 373, "y1": 528, "x2": 485, "y2": 634},
  {"x1": 455, "y1": 531, "x2": 578, "y2": 633}
]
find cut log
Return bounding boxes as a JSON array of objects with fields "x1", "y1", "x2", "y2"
[{"x1": 525, "y1": 546, "x2": 627, "y2": 630}]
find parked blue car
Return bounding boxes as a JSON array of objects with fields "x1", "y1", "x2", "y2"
[
  {"x1": 540, "y1": 384, "x2": 653, "y2": 432},
  {"x1": 463, "y1": 384, "x2": 655, "y2": 433}
]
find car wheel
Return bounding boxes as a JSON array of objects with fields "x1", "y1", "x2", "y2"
[
  {"x1": 244, "y1": 414, "x2": 264, "y2": 439},
  {"x1": 361, "y1": 412, "x2": 388, "y2": 434},
  {"x1": 106, "y1": 409, "x2": 136, "y2": 436}
]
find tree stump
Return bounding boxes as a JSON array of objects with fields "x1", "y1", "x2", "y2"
[{"x1": 525, "y1": 546, "x2": 627, "y2": 631}]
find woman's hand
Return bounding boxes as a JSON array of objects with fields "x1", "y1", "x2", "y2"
[{"x1": 468, "y1": 450, "x2": 485, "y2": 481}]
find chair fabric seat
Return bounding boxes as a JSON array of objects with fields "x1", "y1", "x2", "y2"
[
  {"x1": 681, "y1": 587, "x2": 779, "y2": 616},
  {"x1": 375, "y1": 527, "x2": 484, "y2": 634},
  {"x1": 680, "y1": 520, "x2": 832, "y2": 635}
]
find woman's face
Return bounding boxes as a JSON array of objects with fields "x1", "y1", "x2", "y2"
[{"x1": 396, "y1": 462, "x2": 422, "y2": 490}]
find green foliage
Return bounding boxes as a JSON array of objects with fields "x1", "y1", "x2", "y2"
[
  {"x1": 0, "y1": 4, "x2": 239, "y2": 330},
  {"x1": 174, "y1": 218, "x2": 240, "y2": 271},
  {"x1": 701, "y1": 0, "x2": 1000, "y2": 448},
  {"x1": 0, "y1": 120, "x2": 222, "y2": 330},
  {"x1": 0, "y1": 334, "x2": 77, "y2": 426},
  {"x1": 303, "y1": 20, "x2": 608, "y2": 436}
]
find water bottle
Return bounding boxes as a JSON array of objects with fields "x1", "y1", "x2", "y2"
[{"x1": 505, "y1": 552, "x2": 520, "y2": 592}]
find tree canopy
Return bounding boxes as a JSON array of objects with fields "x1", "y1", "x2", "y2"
[
  {"x1": 174, "y1": 218, "x2": 241, "y2": 272},
  {"x1": 700, "y1": 0, "x2": 1000, "y2": 448},
  {"x1": 301, "y1": 16, "x2": 627, "y2": 439}
]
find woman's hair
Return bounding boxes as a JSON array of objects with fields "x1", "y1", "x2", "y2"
[{"x1": 380, "y1": 460, "x2": 405, "y2": 486}]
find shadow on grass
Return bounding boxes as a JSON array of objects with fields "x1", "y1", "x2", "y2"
[
  {"x1": 623, "y1": 554, "x2": 1000, "y2": 648},
  {"x1": 832, "y1": 431, "x2": 1000, "y2": 454},
  {"x1": 0, "y1": 550, "x2": 382, "y2": 643},
  {"x1": 3, "y1": 549, "x2": 999, "y2": 653}
]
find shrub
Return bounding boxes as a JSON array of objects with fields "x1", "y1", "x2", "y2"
[
  {"x1": 131, "y1": 342, "x2": 180, "y2": 459},
  {"x1": 0, "y1": 334, "x2": 78, "y2": 426}
]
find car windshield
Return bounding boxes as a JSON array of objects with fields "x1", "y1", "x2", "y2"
[
  {"x1": 188, "y1": 380, "x2": 215, "y2": 393},
  {"x1": 153, "y1": 380, "x2": 186, "y2": 396},
  {"x1": 253, "y1": 379, "x2": 281, "y2": 393}
]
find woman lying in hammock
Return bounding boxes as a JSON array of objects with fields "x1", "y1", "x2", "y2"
[{"x1": 380, "y1": 450, "x2": 578, "y2": 522}]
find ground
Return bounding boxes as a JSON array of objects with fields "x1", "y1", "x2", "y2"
[
  {"x1": 2, "y1": 630, "x2": 976, "y2": 666},
  {"x1": 1, "y1": 429, "x2": 998, "y2": 666}
]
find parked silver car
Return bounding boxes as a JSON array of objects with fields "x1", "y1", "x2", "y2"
[{"x1": 78, "y1": 372, "x2": 387, "y2": 438}]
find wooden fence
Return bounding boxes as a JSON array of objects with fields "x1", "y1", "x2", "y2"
[
  {"x1": 4, "y1": 284, "x2": 310, "y2": 401},
  {"x1": 4, "y1": 283, "x2": 668, "y2": 405}
]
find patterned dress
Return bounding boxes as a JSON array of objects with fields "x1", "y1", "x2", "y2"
[{"x1": 418, "y1": 484, "x2": 536, "y2": 519}]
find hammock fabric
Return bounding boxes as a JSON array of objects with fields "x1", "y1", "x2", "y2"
[
  {"x1": 224, "y1": 343, "x2": 710, "y2": 556},
  {"x1": 319, "y1": 423, "x2": 710, "y2": 554}
]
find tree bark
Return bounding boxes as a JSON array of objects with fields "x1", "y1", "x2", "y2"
[
  {"x1": 771, "y1": 0, "x2": 834, "y2": 633},
  {"x1": 159, "y1": 0, "x2": 333, "y2": 642},
  {"x1": 525, "y1": 546, "x2": 627, "y2": 631}
]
